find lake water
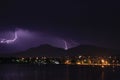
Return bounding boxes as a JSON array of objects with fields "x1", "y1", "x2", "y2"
[{"x1": 0, "y1": 64, "x2": 120, "y2": 80}]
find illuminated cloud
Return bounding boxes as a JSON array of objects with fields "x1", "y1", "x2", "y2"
[{"x1": 0, "y1": 28, "x2": 79, "y2": 53}]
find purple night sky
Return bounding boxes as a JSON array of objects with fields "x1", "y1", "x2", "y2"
[
  {"x1": 0, "y1": 28, "x2": 79, "y2": 53},
  {"x1": 0, "y1": 0, "x2": 120, "y2": 53}
]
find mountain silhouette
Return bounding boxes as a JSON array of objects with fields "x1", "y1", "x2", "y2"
[
  {"x1": 13, "y1": 44, "x2": 67, "y2": 57},
  {"x1": 1, "y1": 44, "x2": 120, "y2": 57},
  {"x1": 68, "y1": 45, "x2": 120, "y2": 56}
]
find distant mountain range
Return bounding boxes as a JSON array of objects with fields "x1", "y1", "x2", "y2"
[
  {"x1": 1, "y1": 44, "x2": 120, "y2": 57},
  {"x1": 14, "y1": 44, "x2": 67, "y2": 57},
  {"x1": 68, "y1": 45, "x2": 120, "y2": 56}
]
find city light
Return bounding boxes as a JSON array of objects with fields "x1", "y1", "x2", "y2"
[
  {"x1": 76, "y1": 61, "x2": 81, "y2": 65},
  {"x1": 0, "y1": 55, "x2": 119, "y2": 67},
  {"x1": 65, "y1": 60, "x2": 71, "y2": 64}
]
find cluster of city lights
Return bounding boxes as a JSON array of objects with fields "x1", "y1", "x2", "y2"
[{"x1": 0, "y1": 56, "x2": 120, "y2": 68}]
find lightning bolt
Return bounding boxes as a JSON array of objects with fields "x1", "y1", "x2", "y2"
[
  {"x1": 0, "y1": 32, "x2": 18, "y2": 44},
  {"x1": 63, "y1": 40, "x2": 68, "y2": 50}
]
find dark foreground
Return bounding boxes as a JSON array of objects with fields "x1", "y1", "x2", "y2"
[{"x1": 0, "y1": 64, "x2": 120, "y2": 80}]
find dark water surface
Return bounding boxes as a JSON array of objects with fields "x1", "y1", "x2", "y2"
[{"x1": 0, "y1": 64, "x2": 120, "y2": 80}]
